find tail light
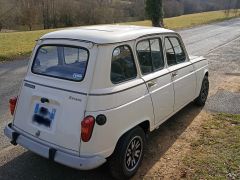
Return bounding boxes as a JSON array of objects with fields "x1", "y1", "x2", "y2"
[
  {"x1": 9, "y1": 96, "x2": 18, "y2": 115},
  {"x1": 81, "y1": 116, "x2": 95, "y2": 142}
]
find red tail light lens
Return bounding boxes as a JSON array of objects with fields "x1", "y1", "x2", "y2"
[
  {"x1": 81, "y1": 116, "x2": 95, "y2": 142},
  {"x1": 9, "y1": 96, "x2": 18, "y2": 115}
]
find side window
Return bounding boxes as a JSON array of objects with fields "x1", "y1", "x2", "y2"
[
  {"x1": 136, "y1": 40, "x2": 152, "y2": 74},
  {"x1": 150, "y1": 39, "x2": 164, "y2": 71},
  {"x1": 111, "y1": 45, "x2": 137, "y2": 84},
  {"x1": 165, "y1": 38, "x2": 176, "y2": 66},
  {"x1": 136, "y1": 38, "x2": 164, "y2": 75},
  {"x1": 169, "y1": 37, "x2": 186, "y2": 63},
  {"x1": 165, "y1": 37, "x2": 186, "y2": 66}
]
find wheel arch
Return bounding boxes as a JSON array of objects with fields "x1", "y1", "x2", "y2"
[
  {"x1": 108, "y1": 120, "x2": 150, "y2": 158},
  {"x1": 138, "y1": 120, "x2": 150, "y2": 134},
  {"x1": 204, "y1": 71, "x2": 209, "y2": 77}
]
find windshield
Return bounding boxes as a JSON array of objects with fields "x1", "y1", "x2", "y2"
[{"x1": 32, "y1": 45, "x2": 89, "y2": 81}]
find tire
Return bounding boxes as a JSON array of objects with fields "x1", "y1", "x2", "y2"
[
  {"x1": 195, "y1": 75, "x2": 209, "y2": 106},
  {"x1": 108, "y1": 126, "x2": 146, "y2": 180}
]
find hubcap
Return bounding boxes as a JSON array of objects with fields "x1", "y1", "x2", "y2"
[{"x1": 124, "y1": 136, "x2": 143, "y2": 171}]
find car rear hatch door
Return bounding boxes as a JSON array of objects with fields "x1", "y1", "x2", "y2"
[{"x1": 13, "y1": 41, "x2": 95, "y2": 153}]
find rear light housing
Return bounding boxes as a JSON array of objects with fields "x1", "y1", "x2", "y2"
[
  {"x1": 81, "y1": 116, "x2": 95, "y2": 142},
  {"x1": 9, "y1": 96, "x2": 18, "y2": 115}
]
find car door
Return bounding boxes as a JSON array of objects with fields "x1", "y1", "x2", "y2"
[
  {"x1": 164, "y1": 35, "x2": 197, "y2": 112},
  {"x1": 136, "y1": 37, "x2": 174, "y2": 126}
]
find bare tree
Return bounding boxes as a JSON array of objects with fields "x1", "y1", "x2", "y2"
[
  {"x1": 135, "y1": 0, "x2": 146, "y2": 20},
  {"x1": 164, "y1": 0, "x2": 184, "y2": 17},
  {"x1": 225, "y1": 0, "x2": 233, "y2": 16},
  {"x1": 18, "y1": 0, "x2": 38, "y2": 30},
  {"x1": 40, "y1": 0, "x2": 57, "y2": 29},
  {"x1": 1, "y1": 0, "x2": 238, "y2": 31},
  {"x1": 233, "y1": 0, "x2": 240, "y2": 16},
  {"x1": 0, "y1": 1, "x2": 17, "y2": 31}
]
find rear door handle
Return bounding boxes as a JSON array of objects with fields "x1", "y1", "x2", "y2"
[
  {"x1": 172, "y1": 71, "x2": 178, "y2": 77},
  {"x1": 147, "y1": 81, "x2": 157, "y2": 88}
]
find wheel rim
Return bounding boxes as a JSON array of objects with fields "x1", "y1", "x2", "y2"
[
  {"x1": 124, "y1": 136, "x2": 143, "y2": 171},
  {"x1": 201, "y1": 80, "x2": 209, "y2": 102}
]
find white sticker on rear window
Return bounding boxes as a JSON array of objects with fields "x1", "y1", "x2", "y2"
[{"x1": 73, "y1": 73, "x2": 83, "y2": 79}]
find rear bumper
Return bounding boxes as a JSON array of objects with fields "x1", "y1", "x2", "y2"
[{"x1": 4, "y1": 123, "x2": 106, "y2": 170}]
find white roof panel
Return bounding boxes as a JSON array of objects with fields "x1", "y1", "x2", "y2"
[{"x1": 40, "y1": 25, "x2": 175, "y2": 44}]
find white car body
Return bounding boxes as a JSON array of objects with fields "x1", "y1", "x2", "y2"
[{"x1": 5, "y1": 25, "x2": 208, "y2": 173}]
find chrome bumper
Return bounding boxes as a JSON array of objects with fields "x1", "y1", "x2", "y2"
[{"x1": 4, "y1": 123, "x2": 106, "y2": 170}]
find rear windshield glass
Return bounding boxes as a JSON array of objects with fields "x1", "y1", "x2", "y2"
[{"x1": 32, "y1": 45, "x2": 89, "y2": 81}]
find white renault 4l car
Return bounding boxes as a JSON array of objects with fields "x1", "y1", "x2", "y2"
[{"x1": 5, "y1": 25, "x2": 209, "y2": 179}]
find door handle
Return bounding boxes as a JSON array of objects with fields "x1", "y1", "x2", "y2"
[
  {"x1": 172, "y1": 71, "x2": 178, "y2": 77},
  {"x1": 147, "y1": 81, "x2": 157, "y2": 88}
]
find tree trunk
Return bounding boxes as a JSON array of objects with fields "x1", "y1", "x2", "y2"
[
  {"x1": 0, "y1": 22, "x2": 2, "y2": 32},
  {"x1": 148, "y1": 0, "x2": 164, "y2": 27},
  {"x1": 159, "y1": 0, "x2": 164, "y2": 27},
  {"x1": 152, "y1": 18, "x2": 161, "y2": 27},
  {"x1": 225, "y1": 0, "x2": 232, "y2": 16},
  {"x1": 28, "y1": 24, "x2": 32, "y2": 31}
]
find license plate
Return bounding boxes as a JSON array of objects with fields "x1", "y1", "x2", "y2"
[{"x1": 32, "y1": 103, "x2": 56, "y2": 128}]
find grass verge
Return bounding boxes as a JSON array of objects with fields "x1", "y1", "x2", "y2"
[
  {"x1": 183, "y1": 113, "x2": 240, "y2": 179},
  {"x1": 0, "y1": 10, "x2": 239, "y2": 61},
  {"x1": 0, "y1": 29, "x2": 54, "y2": 61},
  {"x1": 124, "y1": 10, "x2": 240, "y2": 29}
]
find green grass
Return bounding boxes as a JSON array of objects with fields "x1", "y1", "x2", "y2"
[
  {"x1": 0, "y1": 10, "x2": 239, "y2": 61},
  {"x1": 123, "y1": 10, "x2": 240, "y2": 29},
  {"x1": 0, "y1": 29, "x2": 54, "y2": 61},
  {"x1": 183, "y1": 113, "x2": 240, "y2": 179}
]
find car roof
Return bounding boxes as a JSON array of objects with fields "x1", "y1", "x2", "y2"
[{"x1": 40, "y1": 25, "x2": 175, "y2": 44}]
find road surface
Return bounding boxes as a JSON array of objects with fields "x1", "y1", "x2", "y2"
[{"x1": 0, "y1": 17, "x2": 239, "y2": 179}]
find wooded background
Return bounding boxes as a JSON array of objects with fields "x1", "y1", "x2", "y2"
[{"x1": 0, "y1": 0, "x2": 239, "y2": 31}]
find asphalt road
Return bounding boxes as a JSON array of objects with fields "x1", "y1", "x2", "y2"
[{"x1": 0, "y1": 18, "x2": 239, "y2": 179}]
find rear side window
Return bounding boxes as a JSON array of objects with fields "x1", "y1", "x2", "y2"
[
  {"x1": 150, "y1": 39, "x2": 165, "y2": 71},
  {"x1": 165, "y1": 37, "x2": 186, "y2": 66},
  {"x1": 136, "y1": 38, "x2": 164, "y2": 75},
  {"x1": 111, "y1": 45, "x2": 137, "y2": 84},
  {"x1": 32, "y1": 45, "x2": 89, "y2": 81}
]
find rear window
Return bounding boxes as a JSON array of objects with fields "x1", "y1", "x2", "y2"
[{"x1": 32, "y1": 45, "x2": 89, "y2": 81}]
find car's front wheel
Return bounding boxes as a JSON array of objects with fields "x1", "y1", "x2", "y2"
[{"x1": 108, "y1": 126, "x2": 146, "y2": 179}]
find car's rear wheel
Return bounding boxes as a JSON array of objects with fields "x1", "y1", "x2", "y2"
[
  {"x1": 108, "y1": 126, "x2": 146, "y2": 179},
  {"x1": 195, "y1": 75, "x2": 209, "y2": 106}
]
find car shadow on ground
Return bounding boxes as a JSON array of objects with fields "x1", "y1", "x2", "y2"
[{"x1": 0, "y1": 103, "x2": 202, "y2": 180}]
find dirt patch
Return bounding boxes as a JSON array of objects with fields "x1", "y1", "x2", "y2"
[
  {"x1": 218, "y1": 75, "x2": 240, "y2": 93},
  {"x1": 133, "y1": 108, "x2": 210, "y2": 179},
  {"x1": 208, "y1": 74, "x2": 240, "y2": 97}
]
